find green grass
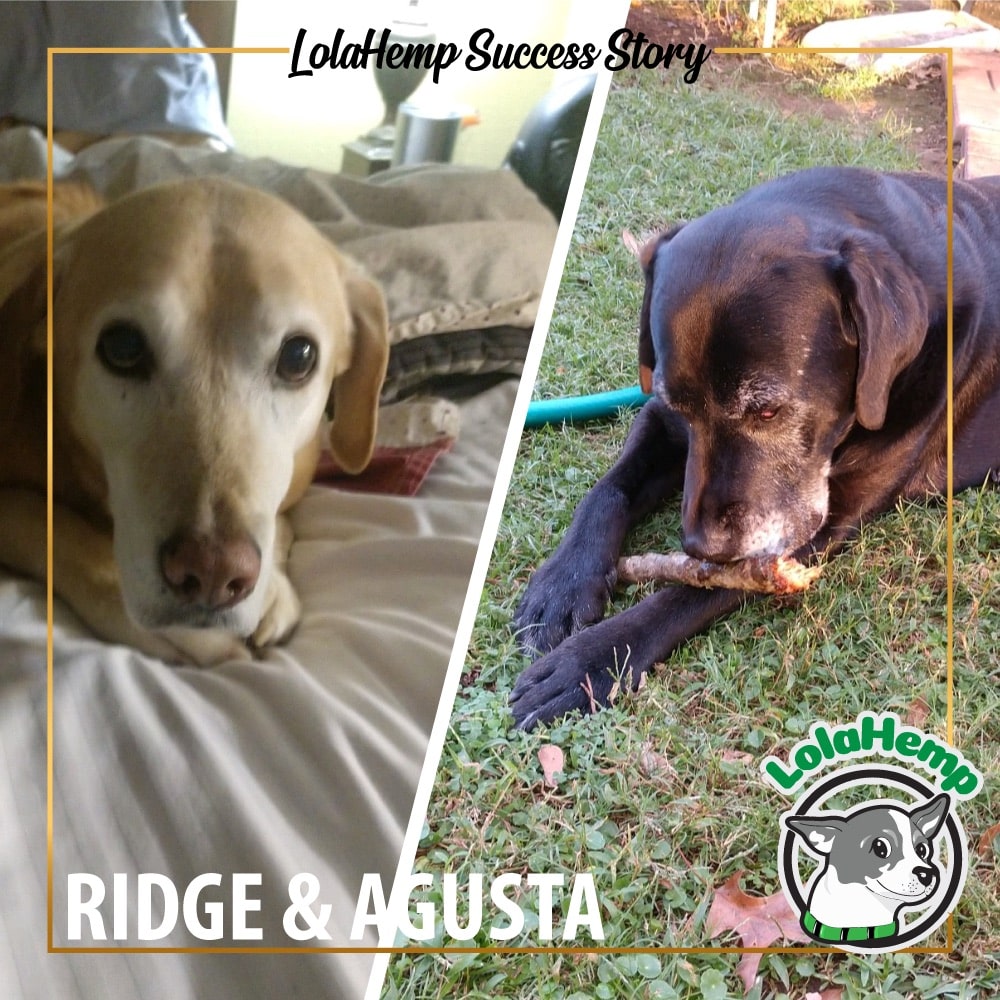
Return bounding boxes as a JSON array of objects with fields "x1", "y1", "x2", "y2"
[{"x1": 380, "y1": 66, "x2": 1000, "y2": 999}]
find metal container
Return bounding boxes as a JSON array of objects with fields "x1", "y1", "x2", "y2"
[{"x1": 392, "y1": 103, "x2": 464, "y2": 166}]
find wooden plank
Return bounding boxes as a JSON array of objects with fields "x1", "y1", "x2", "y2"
[
  {"x1": 952, "y1": 51, "x2": 1000, "y2": 137},
  {"x1": 959, "y1": 125, "x2": 1000, "y2": 178}
]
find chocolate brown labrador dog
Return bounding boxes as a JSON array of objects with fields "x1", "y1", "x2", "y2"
[{"x1": 512, "y1": 167, "x2": 1000, "y2": 729}]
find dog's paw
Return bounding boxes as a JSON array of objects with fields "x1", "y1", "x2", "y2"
[
  {"x1": 512, "y1": 556, "x2": 615, "y2": 657},
  {"x1": 251, "y1": 567, "x2": 302, "y2": 649},
  {"x1": 511, "y1": 585, "x2": 749, "y2": 729},
  {"x1": 509, "y1": 629, "x2": 643, "y2": 730}
]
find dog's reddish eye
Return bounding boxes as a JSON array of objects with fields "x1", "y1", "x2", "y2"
[
  {"x1": 871, "y1": 837, "x2": 891, "y2": 859},
  {"x1": 96, "y1": 322, "x2": 153, "y2": 379},
  {"x1": 757, "y1": 407, "x2": 779, "y2": 421},
  {"x1": 276, "y1": 335, "x2": 318, "y2": 383}
]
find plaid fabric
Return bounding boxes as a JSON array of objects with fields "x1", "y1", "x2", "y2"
[{"x1": 313, "y1": 437, "x2": 455, "y2": 497}]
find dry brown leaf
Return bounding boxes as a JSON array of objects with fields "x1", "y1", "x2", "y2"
[
  {"x1": 638, "y1": 742, "x2": 677, "y2": 782},
  {"x1": 706, "y1": 871, "x2": 810, "y2": 991},
  {"x1": 538, "y1": 744, "x2": 564, "y2": 788},
  {"x1": 905, "y1": 695, "x2": 931, "y2": 728},
  {"x1": 720, "y1": 748, "x2": 754, "y2": 767},
  {"x1": 977, "y1": 820, "x2": 1000, "y2": 859},
  {"x1": 622, "y1": 228, "x2": 642, "y2": 257}
]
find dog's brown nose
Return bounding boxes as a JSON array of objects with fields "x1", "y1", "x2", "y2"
[{"x1": 159, "y1": 531, "x2": 261, "y2": 610}]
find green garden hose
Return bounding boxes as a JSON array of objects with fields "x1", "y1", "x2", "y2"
[{"x1": 524, "y1": 385, "x2": 651, "y2": 427}]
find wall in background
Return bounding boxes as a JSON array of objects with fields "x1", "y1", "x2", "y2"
[{"x1": 226, "y1": 0, "x2": 595, "y2": 172}]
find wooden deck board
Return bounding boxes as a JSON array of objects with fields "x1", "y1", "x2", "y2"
[
  {"x1": 952, "y1": 51, "x2": 1000, "y2": 177},
  {"x1": 959, "y1": 125, "x2": 1000, "y2": 178},
  {"x1": 952, "y1": 51, "x2": 1000, "y2": 137}
]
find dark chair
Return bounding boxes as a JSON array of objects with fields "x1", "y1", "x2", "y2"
[{"x1": 505, "y1": 73, "x2": 597, "y2": 219}]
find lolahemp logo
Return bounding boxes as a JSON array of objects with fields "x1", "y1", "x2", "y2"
[{"x1": 761, "y1": 713, "x2": 980, "y2": 953}]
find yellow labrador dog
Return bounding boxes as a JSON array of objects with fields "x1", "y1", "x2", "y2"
[{"x1": 0, "y1": 178, "x2": 387, "y2": 664}]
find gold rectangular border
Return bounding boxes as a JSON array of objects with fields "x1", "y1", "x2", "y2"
[{"x1": 45, "y1": 43, "x2": 957, "y2": 958}]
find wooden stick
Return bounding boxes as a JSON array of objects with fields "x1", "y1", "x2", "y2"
[{"x1": 616, "y1": 552, "x2": 821, "y2": 595}]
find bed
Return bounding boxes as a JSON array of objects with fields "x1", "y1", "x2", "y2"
[{"x1": 0, "y1": 125, "x2": 556, "y2": 998}]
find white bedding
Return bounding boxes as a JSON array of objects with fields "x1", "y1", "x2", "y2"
[
  {"x1": 0, "y1": 380, "x2": 516, "y2": 999},
  {"x1": 0, "y1": 128, "x2": 550, "y2": 999}
]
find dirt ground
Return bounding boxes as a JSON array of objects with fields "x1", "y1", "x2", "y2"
[{"x1": 626, "y1": 2, "x2": 952, "y2": 176}]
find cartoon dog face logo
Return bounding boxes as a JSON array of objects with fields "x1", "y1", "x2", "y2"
[{"x1": 783, "y1": 793, "x2": 949, "y2": 946}]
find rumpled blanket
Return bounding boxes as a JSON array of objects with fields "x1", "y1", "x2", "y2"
[{"x1": 0, "y1": 125, "x2": 557, "y2": 402}]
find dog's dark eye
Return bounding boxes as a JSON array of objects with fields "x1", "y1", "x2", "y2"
[
  {"x1": 276, "y1": 335, "x2": 318, "y2": 383},
  {"x1": 871, "y1": 837, "x2": 891, "y2": 859},
  {"x1": 96, "y1": 322, "x2": 153, "y2": 379},
  {"x1": 916, "y1": 841, "x2": 931, "y2": 861}
]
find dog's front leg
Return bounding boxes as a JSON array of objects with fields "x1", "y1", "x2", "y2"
[
  {"x1": 251, "y1": 513, "x2": 301, "y2": 649},
  {"x1": 0, "y1": 488, "x2": 251, "y2": 665},
  {"x1": 510, "y1": 584, "x2": 747, "y2": 729},
  {"x1": 513, "y1": 399, "x2": 687, "y2": 656}
]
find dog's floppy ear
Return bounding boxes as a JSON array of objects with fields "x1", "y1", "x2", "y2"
[
  {"x1": 631, "y1": 225, "x2": 685, "y2": 394},
  {"x1": 0, "y1": 229, "x2": 50, "y2": 349},
  {"x1": 832, "y1": 231, "x2": 929, "y2": 431},
  {"x1": 326, "y1": 260, "x2": 389, "y2": 474},
  {"x1": 0, "y1": 230, "x2": 52, "y2": 423}
]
